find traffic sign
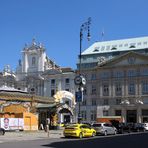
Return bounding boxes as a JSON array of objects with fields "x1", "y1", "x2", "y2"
[{"x1": 75, "y1": 91, "x2": 83, "y2": 102}]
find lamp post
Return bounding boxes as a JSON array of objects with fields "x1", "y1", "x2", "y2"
[{"x1": 75, "y1": 17, "x2": 91, "y2": 123}]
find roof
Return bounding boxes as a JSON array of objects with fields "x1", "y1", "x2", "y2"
[
  {"x1": 0, "y1": 91, "x2": 55, "y2": 104},
  {"x1": 61, "y1": 67, "x2": 74, "y2": 72},
  {"x1": 82, "y1": 36, "x2": 148, "y2": 55},
  {"x1": 37, "y1": 103, "x2": 56, "y2": 108},
  {"x1": 0, "y1": 85, "x2": 27, "y2": 93}
]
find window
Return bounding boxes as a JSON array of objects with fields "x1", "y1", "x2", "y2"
[
  {"x1": 101, "y1": 72, "x2": 110, "y2": 79},
  {"x1": 51, "y1": 89, "x2": 55, "y2": 96},
  {"x1": 91, "y1": 110, "x2": 96, "y2": 121},
  {"x1": 101, "y1": 46, "x2": 105, "y2": 51},
  {"x1": 106, "y1": 46, "x2": 110, "y2": 50},
  {"x1": 94, "y1": 47, "x2": 100, "y2": 52},
  {"x1": 91, "y1": 73, "x2": 96, "y2": 80},
  {"x1": 51, "y1": 79, "x2": 55, "y2": 85},
  {"x1": 111, "y1": 45, "x2": 117, "y2": 50},
  {"x1": 103, "y1": 110, "x2": 108, "y2": 116},
  {"x1": 143, "y1": 98, "x2": 148, "y2": 104},
  {"x1": 115, "y1": 83, "x2": 122, "y2": 96},
  {"x1": 124, "y1": 43, "x2": 128, "y2": 47},
  {"x1": 129, "y1": 43, "x2": 136, "y2": 48},
  {"x1": 128, "y1": 82, "x2": 135, "y2": 95},
  {"x1": 142, "y1": 81, "x2": 148, "y2": 94},
  {"x1": 30, "y1": 88, "x2": 35, "y2": 94},
  {"x1": 31, "y1": 88, "x2": 35, "y2": 92},
  {"x1": 32, "y1": 57, "x2": 36, "y2": 66},
  {"x1": 128, "y1": 57, "x2": 136, "y2": 64},
  {"x1": 111, "y1": 47, "x2": 117, "y2": 50},
  {"x1": 128, "y1": 70, "x2": 137, "y2": 77},
  {"x1": 103, "y1": 84, "x2": 109, "y2": 96},
  {"x1": 129, "y1": 45, "x2": 136, "y2": 48},
  {"x1": 65, "y1": 78, "x2": 70, "y2": 84},
  {"x1": 119, "y1": 44, "x2": 123, "y2": 47},
  {"x1": 93, "y1": 48, "x2": 99, "y2": 52},
  {"x1": 103, "y1": 99, "x2": 109, "y2": 105},
  {"x1": 143, "y1": 42, "x2": 147, "y2": 45},
  {"x1": 115, "y1": 110, "x2": 121, "y2": 116},
  {"x1": 142, "y1": 109, "x2": 148, "y2": 122},
  {"x1": 116, "y1": 98, "x2": 121, "y2": 105},
  {"x1": 65, "y1": 100, "x2": 69, "y2": 105},
  {"x1": 142, "y1": 110, "x2": 148, "y2": 116},
  {"x1": 91, "y1": 85, "x2": 96, "y2": 95},
  {"x1": 92, "y1": 98, "x2": 96, "y2": 106},
  {"x1": 137, "y1": 42, "x2": 141, "y2": 46},
  {"x1": 141, "y1": 69, "x2": 148, "y2": 76},
  {"x1": 113, "y1": 71, "x2": 124, "y2": 78}
]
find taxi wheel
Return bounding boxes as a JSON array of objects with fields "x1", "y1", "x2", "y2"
[
  {"x1": 92, "y1": 132, "x2": 96, "y2": 137},
  {"x1": 79, "y1": 132, "x2": 83, "y2": 139}
]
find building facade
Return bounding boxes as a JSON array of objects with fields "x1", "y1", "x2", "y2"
[
  {"x1": 0, "y1": 39, "x2": 76, "y2": 125},
  {"x1": 77, "y1": 36, "x2": 148, "y2": 123},
  {"x1": 16, "y1": 39, "x2": 76, "y2": 124}
]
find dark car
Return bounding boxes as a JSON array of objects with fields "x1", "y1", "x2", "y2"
[
  {"x1": 0, "y1": 128, "x2": 5, "y2": 135},
  {"x1": 130, "y1": 123, "x2": 146, "y2": 132},
  {"x1": 110, "y1": 120, "x2": 132, "y2": 134}
]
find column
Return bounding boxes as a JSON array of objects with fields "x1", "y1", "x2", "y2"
[
  {"x1": 137, "y1": 106, "x2": 142, "y2": 123},
  {"x1": 121, "y1": 107, "x2": 126, "y2": 122}
]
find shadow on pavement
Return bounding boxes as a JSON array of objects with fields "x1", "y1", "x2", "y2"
[{"x1": 42, "y1": 133, "x2": 148, "y2": 148}]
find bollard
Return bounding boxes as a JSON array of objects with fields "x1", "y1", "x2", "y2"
[{"x1": 46, "y1": 125, "x2": 49, "y2": 137}]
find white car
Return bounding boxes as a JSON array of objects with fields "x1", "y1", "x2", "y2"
[
  {"x1": 91, "y1": 123, "x2": 117, "y2": 136},
  {"x1": 143, "y1": 123, "x2": 148, "y2": 130}
]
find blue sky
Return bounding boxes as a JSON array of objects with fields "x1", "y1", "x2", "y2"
[{"x1": 0, "y1": 0, "x2": 148, "y2": 71}]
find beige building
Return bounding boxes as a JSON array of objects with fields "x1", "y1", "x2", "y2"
[{"x1": 78, "y1": 37, "x2": 148, "y2": 123}]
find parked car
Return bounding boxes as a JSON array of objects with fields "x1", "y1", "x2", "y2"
[
  {"x1": 143, "y1": 123, "x2": 148, "y2": 130},
  {"x1": 130, "y1": 123, "x2": 147, "y2": 132},
  {"x1": 110, "y1": 120, "x2": 132, "y2": 134},
  {"x1": 91, "y1": 122, "x2": 117, "y2": 136},
  {"x1": 0, "y1": 128, "x2": 5, "y2": 135},
  {"x1": 63, "y1": 123, "x2": 96, "y2": 138}
]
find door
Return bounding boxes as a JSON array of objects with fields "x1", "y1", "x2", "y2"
[
  {"x1": 64, "y1": 115, "x2": 70, "y2": 123},
  {"x1": 126, "y1": 110, "x2": 137, "y2": 123}
]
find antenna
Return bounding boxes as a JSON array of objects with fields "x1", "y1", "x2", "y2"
[{"x1": 101, "y1": 28, "x2": 105, "y2": 41}]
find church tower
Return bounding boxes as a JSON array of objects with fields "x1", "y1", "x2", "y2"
[{"x1": 22, "y1": 38, "x2": 46, "y2": 73}]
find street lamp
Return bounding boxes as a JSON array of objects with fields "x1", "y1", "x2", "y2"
[{"x1": 75, "y1": 17, "x2": 91, "y2": 123}]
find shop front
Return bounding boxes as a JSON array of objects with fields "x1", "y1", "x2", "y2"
[{"x1": 38, "y1": 91, "x2": 76, "y2": 129}]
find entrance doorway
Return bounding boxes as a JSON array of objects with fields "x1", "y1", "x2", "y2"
[
  {"x1": 126, "y1": 110, "x2": 137, "y2": 123},
  {"x1": 64, "y1": 115, "x2": 70, "y2": 123}
]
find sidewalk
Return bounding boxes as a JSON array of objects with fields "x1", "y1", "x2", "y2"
[{"x1": 0, "y1": 130, "x2": 64, "y2": 142}]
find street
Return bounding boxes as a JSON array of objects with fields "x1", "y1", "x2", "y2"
[{"x1": 0, "y1": 132, "x2": 148, "y2": 148}]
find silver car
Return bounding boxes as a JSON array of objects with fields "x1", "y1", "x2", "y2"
[{"x1": 92, "y1": 123, "x2": 117, "y2": 136}]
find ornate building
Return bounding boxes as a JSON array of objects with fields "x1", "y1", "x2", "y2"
[
  {"x1": 0, "y1": 39, "x2": 76, "y2": 127},
  {"x1": 77, "y1": 36, "x2": 148, "y2": 123},
  {"x1": 15, "y1": 39, "x2": 76, "y2": 125}
]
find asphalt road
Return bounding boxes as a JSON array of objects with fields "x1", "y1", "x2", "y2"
[{"x1": 0, "y1": 132, "x2": 148, "y2": 148}]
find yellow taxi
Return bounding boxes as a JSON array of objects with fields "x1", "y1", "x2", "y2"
[{"x1": 63, "y1": 123, "x2": 96, "y2": 138}]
